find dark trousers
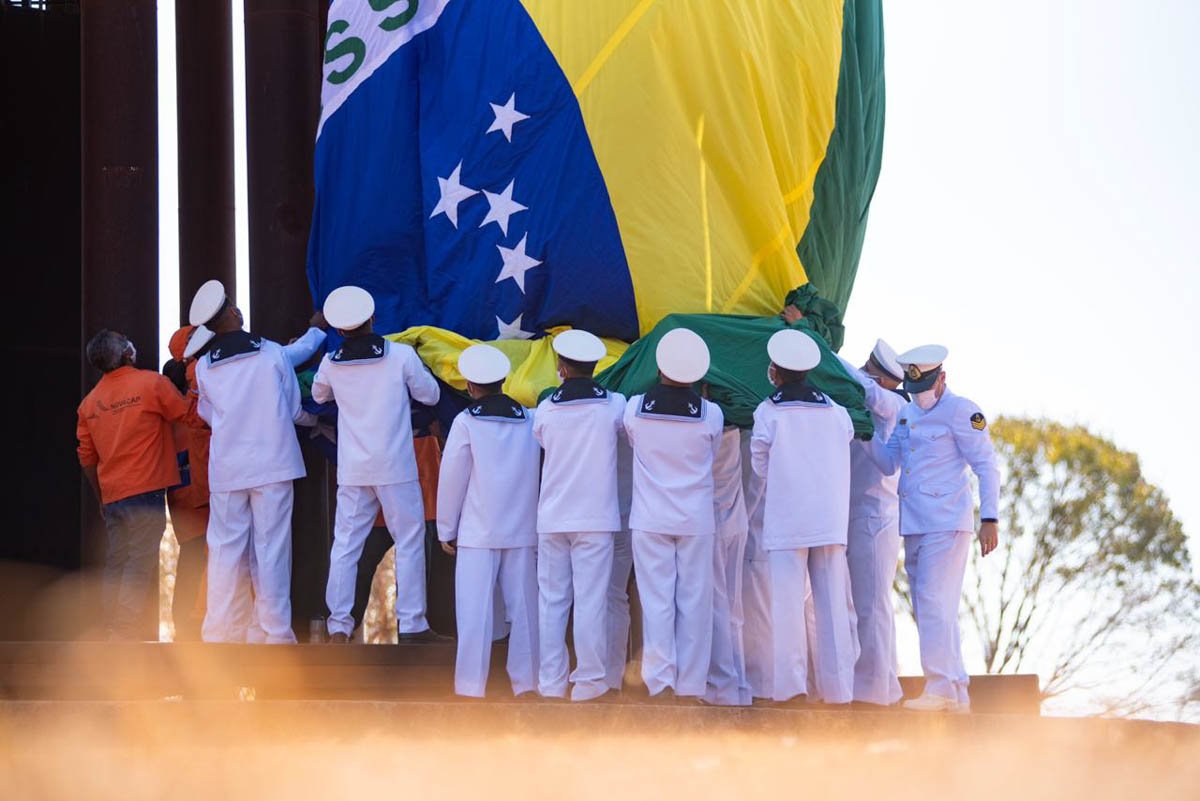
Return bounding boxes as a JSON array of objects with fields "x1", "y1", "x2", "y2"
[
  {"x1": 172, "y1": 535, "x2": 207, "y2": 641},
  {"x1": 101, "y1": 489, "x2": 166, "y2": 640}
]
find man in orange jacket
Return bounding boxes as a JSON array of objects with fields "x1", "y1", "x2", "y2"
[{"x1": 77, "y1": 330, "x2": 195, "y2": 640}]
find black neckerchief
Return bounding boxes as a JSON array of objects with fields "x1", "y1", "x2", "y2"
[
  {"x1": 769, "y1": 380, "x2": 830, "y2": 407},
  {"x1": 331, "y1": 334, "x2": 387, "y2": 364},
  {"x1": 637, "y1": 384, "x2": 704, "y2": 421},
  {"x1": 467, "y1": 393, "x2": 527, "y2": 422},
  {"x1": 889, "y1": 386, "x2": 911, "y2": 402},
  {"x1": 549, "y1": 377, "x2": 608, "y2": 405},
  {"x1": 207, "y1": 330, "x2": 264, "y2": 367}
]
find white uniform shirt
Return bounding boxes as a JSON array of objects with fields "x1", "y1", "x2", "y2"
[
  {"x1": 712, "y1": 426, "x2": 748, "y2": 539},
  {"x1": 750, "y1": 382, "x2": 854, "y2": 550},
  {"x1": 532, "y1": 380, "x2": 626, "y2": 534},
  {"x1": 623, "y1": 386, "x2": 724, "y2": 536},
  {"x1": 871, "y1": 388, "x2": 1000, "y2": 535},
  {"x1": 196, "y1": 332, "x2": 308, "y2": 493},
  {"x1": 310, "y1": 337, "x2": 440, "y2": 487},
  {"x1": 437, "y1": 395, "x2": 540, "y2": 549},
  {"x1": 837, "y1": 356, "x2": 906, "y2": 521}
]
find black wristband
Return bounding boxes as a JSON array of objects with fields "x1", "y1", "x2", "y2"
[{"x1": 981, "y1": 518, "x2": 998, "y2": 524}]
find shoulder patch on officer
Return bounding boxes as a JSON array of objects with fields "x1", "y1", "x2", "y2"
[
  {"x1": 970, "y1": 412, "x2": 987, "y2": 431},
  {"x1": 468, "y1": 394, "x2": 526, "y2": 423}
]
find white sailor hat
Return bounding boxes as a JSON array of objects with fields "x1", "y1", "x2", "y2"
[
  {"x1": 869, "y1": 338, "x2": 903, "y2": 383},
  {"x1": 188, "y1": 279, "x2": 229, "y2": 327},
  {"x1": 458, "y1": 344, "x2": 511, "y2": 385},
  {"x1": 183, "y1": 324, "x2": 215, "y2": 360},
  {"x1": 324, "y1": 285, "x2": 375, "y2": 331},
  {"x1": 656, "y1": 328, "x2": 710, "y2": 384},
  {"x1": 552, "y1": 329, "x2": 606, "y2": 363},
  {"x1": 767, "y1": 329, "x2": 820, "y2": 372},
  {"x1": 896, "y1": 344, "x2": 949, "y2": 392}
]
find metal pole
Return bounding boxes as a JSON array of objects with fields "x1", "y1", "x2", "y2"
[
  {"x1": 175, "y1": 0, "x2": 236, "y2": 314},
  {"x1": 81, "y1": 0, "x2": 160, "y2": 640}
]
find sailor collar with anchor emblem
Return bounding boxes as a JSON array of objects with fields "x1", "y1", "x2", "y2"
[
  {"x1": 769, "y1": 380, "x2": 831, "y2": 408},
  {"x1": 549, "y1": 377, "x2": 608, "y2": 405},
  {"x1": 330, "y1": 334, "x2": 387, "y2": 365},
  {"x1": 206, "y1": 330, "x2": 264, "y2": 367},
  {"x1": 636, "y1": 384, "x2": 705, "y2": 421},
  {"x1": 467, "y1": 393, "x2": 527, "y2": 423}
]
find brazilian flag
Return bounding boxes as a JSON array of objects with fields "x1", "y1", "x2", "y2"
[{"x1": 308, "y1": 0, "x2": 884, "y2": 430}]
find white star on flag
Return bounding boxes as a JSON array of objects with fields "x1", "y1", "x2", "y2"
[
  {"x1": 480, "y1": 180, "x2": 527, "y2": 236},
  {"x1": 495, "y1": 233, "x2": 542, "y2": 293},
  {"x1": 430, "y1": 161, "x2": 479, "y2": 228},
  {"x1": 486, "y1": 93, "x2": 530, "y2": 143},
  {"x1": 496, "y1": 313, "x2": 535, "y2": 340}
]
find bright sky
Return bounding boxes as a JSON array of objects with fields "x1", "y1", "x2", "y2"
[{"x1": 842, "y1": 0, "x2": 1200, "y2": 573}]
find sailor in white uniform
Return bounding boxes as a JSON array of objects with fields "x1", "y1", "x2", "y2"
[
  {"x1": 704, "y1": 423, "x2": 752, "y2": 706},
  {"x1": 872, "y1": 344, "x2": 1000, "y2": 712},
  {"x1": 189, "y1": 280, "x2": 316, "y2": 644},
  {"x1": 183, "y1": 298, "x2": 327, "y2": 645},
  {"x1": 837, "y1": 339, "x2": 908, "y2": 706},
  {"x1": 310, "y1": 286, "x2": 442, "y2": 644},
  {"x1": 437, "y1": 345, "x2": 540, "y2": 698},
  {"x1": 533, "y1": 330, "x2": 626, "y2": 701},
  {"x1": 623, "y1": 328, "x2": 723, "y2": 700},
  {"x1": 751, "y1": 330, "x2": 858, "y2": 703}
]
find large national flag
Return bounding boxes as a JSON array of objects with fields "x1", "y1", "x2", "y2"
[{"x1": 308, "y1": 0, "x2": 885, "y2": 344}]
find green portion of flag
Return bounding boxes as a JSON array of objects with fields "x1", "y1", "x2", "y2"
[{"x1": 797, "y1": 0, "x2": 886, "y2": 318}]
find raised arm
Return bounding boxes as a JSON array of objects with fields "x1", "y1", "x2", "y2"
[
  {"x1": 404, "y1": 348, "x2": 441, "y2": 407},
  {"x1": 282, "y1": 325, "x2": 328, "y2": 368}
]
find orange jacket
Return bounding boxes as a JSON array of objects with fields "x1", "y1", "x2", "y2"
[{"x1": 77, "y1": 366, "x2": 193, "y2": 504}]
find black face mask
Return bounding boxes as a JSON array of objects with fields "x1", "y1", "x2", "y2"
[{"x1": 162, "y1": 359, "x2": 188, "y2": 394}]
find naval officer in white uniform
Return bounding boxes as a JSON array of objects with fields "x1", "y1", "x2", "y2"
[
  {"x1": 533, "y1": 330, "x2": 626, "y2": 701},
  {"x1": 437, "y1": 345, "x2": 540, "y2": 698},
  {"x1": 837, "y1": 339, "x2": 908, "y2": 706},
  {"x1": 623, "y1": 328, "x2": 723, "y2": 701},
  {"x1": 751, "y1": 330, "x2": 858, "y2": 704},
  {"x1": 872, "y1": 344, "x2": 1000, "y2": 712},
  {"x1": 310, "y1": 286, "x2": 442, "y2": 644},
  {"x1": 189, "y1": 280, "x2": 316, "y2": 644}
]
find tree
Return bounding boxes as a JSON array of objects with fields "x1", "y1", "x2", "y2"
[{"x1": 961, "y1": 417, "x2": 1199, "y2": 717}]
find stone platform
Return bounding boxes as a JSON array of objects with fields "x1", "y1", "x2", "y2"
[{"x1": 0, "y1": 641, "x2": 1041, "y2": 713}]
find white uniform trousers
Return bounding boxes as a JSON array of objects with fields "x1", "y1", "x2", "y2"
[
  {"x1": 325, "y1": 481, "x2": 428, "y2": 637},
  {"x1": 847, "y1": 514, "x2": 903, "y2": 705},
  {"x1": 454, "y1": 546, "x2": 538, "y2": 698},
  {"x1": 605, "y1": 530, "x2": 634, "y2": 690},
  {"x1": 203, "y1": 480, "x2": 297, "y2": 644},
  {"x1": 537, "y1": 531, "x2": 614, "y2": 700},
  {"x1": 705, "y1": 529, "x2": 751, "y2": 705},
  {"x1": 742, "y1": 534, "x2": 773, "y2": 699},
  {"x1": 768, "y1": 546, "x2": 857, "y2": 703},
  {"x1": 904, "y1": 530, "x2": 972, "y2": 704},
  {"x1": 631, "y1": 531, "x2": 714, "y2": 697}
]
